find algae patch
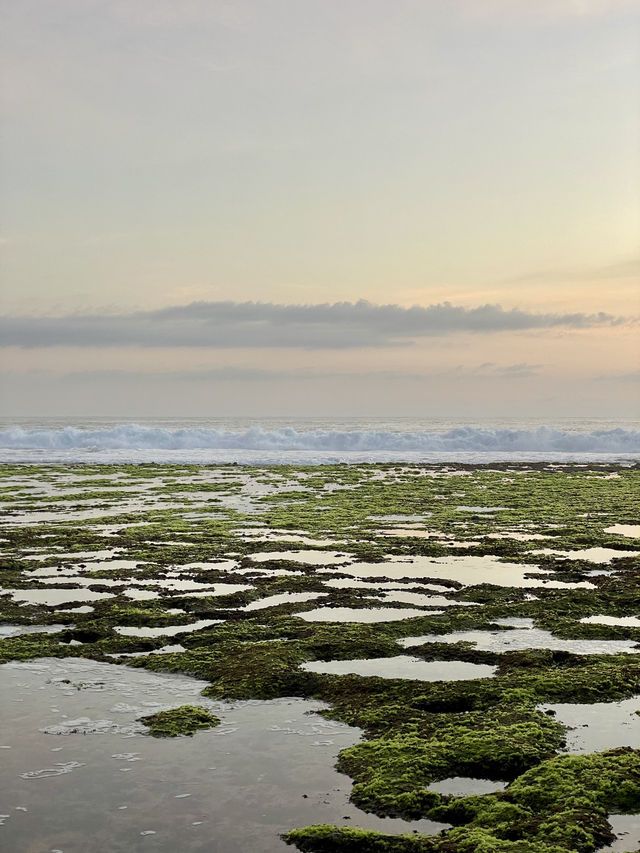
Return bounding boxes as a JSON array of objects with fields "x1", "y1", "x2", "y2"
[{"x1": 137, "y1": 704, "x2": 220, "y2": 737}]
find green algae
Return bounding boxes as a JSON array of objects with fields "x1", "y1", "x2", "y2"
[
  {"x1": 135, "y1": 704, "x2": 221, "y2": 736},
  {"x1": 1, "y1": 462, "x2": 639, "y2": 852},
  {"x1": 285, "y1": 825, "x2": 439, "y2": 852},
  {"x1": 283, "y1": 824, "x2": 576, "y2": 852},
  {"x1": 336, "y1": 708, "x2": 566, "y2": 817},
  {"x1": 428, "y1": 748, "x2": 640, "y2": 852}
]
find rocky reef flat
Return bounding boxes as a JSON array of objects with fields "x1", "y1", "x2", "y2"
[{"x1": 1, "y1": 462, "x2": 639, "y2": 852}]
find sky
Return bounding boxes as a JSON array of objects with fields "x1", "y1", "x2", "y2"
[{"x1": 1, "y1": 0, "x2": 638, "y2": 418}]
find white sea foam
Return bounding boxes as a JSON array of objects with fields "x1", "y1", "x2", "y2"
[{"x1": 0, "y1": 423, "x2": 639, "y2": 464}]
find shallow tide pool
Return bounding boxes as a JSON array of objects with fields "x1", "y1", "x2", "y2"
[
  {"x1": 537, "y1": 695, "x2": 640, "y2": 753},
  {"x1": 296, "y1": 606, "x2": 433, "y2": 623},
  {"x1": 301, "y1": 656, "x2": 497, "y2": 681},
  {"x1": 398, "y1": 627, "x2": 640, "y2": 656},
  {"x1": 319, "y1": 555, "x2": 595, "y2": 590},
  {"x1": 0, "y1": 658, "x2": 449, "y2": 852}
]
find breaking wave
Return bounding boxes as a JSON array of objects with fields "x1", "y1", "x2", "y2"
[{"x1": 1, "y1": 424, "x2": 639, "y2": 454}]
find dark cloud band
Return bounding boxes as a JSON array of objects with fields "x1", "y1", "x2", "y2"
[{"x1": 0, "y1": 299, "x2": 625, "y2": 349}]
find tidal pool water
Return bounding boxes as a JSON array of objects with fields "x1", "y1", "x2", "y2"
[
  {"x1": 379, "y1": 528, "x2": 443, "y2": 539},
  {"x1": 379, "y1": 591, "x2": 480, "y2": 608},
  {"x1": 537, "y1": 695, "x2": 640, "y2": 753},
  {"x1": 580, "y1": 614, "x2": 640, "y2": 628},
  {"x1": 296, "y1": 606, "x2": 432, "y2": 623},
  {"x1": 234, "y1": 530, "x2": 339, "y2": 547},
  {"x1": 4, "y1": 588, "x2": 115, "y2": 606},
  {"x1": 23, "y1": 549, "x2": 121, "y2": 563},
  {"x1": 0, "y1": 624, "x2": 67, "y2": 639},
  {"x1": 530, "y1": 547, "x2": 640, "y2": 564},
  {"x1": 248, "y1": 550, "x2": 352, "y2": 566},
  {"x1": 320, "y1": 555, "x2": 595, "y2": 590},
  {"x1": 242, "y1": 592, "x2": 327, "y2": 611},
  {"x1": 321, "y1": 578, "x2": 452, "y2": 593},
  {"x1": 301, "y1": 656, "x2": 497, "y2": 681},
  {"x1": 604, "y1": 524, "x2": 640, "y2": 538},
  {"x1": 599, "y1": 814, "x2": 640, "y2": 852},
  {"x1": 59, "y1": 605, "x2": 94, "y2": 614},
  {"x1": 486, "y1": 532, "x2": 548, "y2": 541},
  {"x1": 152, "y1": 580, "x2": 252, "y2": 595},
  {"x1": 125, "y1": 589, "x2": 160, "y2": 601},
  {"x1": 398, "y1": 628, "x2": 640, "y2": 656},
  {"x1": 113, "y1": 644, "x2": 188, "y2": 658},
  {"x1": 30, "y1": 575, "x2": 127, "y2": 588},
  {"x1": 114, "y1": 620, "x2": 223, "y2": 638},
  {"x1": 0, "y1": 658, "x2": 449, "y2": 852}
]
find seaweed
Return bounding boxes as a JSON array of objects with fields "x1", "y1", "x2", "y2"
[{"x1": 137, "y1": 704, "x2": 220, "y2": 737}]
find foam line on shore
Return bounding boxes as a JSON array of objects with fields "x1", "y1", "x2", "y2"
[{"x1": 1, "y1": 424, "x2": 639, "y2": 453}]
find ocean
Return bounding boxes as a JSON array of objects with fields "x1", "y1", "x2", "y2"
[{"x1": 0, "y1": 416, "x2": 638, "y2": 464}]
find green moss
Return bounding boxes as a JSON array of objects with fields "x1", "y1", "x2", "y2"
[
  {"x1": 3, "y1": 461, "x2": 640, "y2": 853},
  {"x1": 283, "y1": 825, "x2": 438, "y2": 852},
  {"x1": 507, "y1": 748, "x2": 640, "y2": 815},
  {"x1": 338, "y1": 708, "x2": 565, "y2": 818},
  {"x1": 137, "y1": 704, "x2": 220, "y2": 737},
  {"x1": 0, "y1": 630, "x2": 79, "y2": 662},
  {"x1": 283, "y1": 825, "x2": 571, "y2": 852}
]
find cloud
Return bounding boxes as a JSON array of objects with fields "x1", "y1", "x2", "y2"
[
  {"x1": 42, "y1": 362, "x2": 544, "y2": 383},
  {"x1": 59, "y1": 367, "x2": 338, "y2": 382},
  {"x1": 468, "y1": 362, "x2": 543, "y2": 377},
  {"x1": 0, "y1": 299, "x2": 627, "y2": 350}
]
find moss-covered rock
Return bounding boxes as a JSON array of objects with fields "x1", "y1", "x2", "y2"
[
  {"x1": 138, "y1": 704, "x2": 220, "y2": 737},
  {"x1": 3, "y1": 461, "x2": 640, "y2": 853}
]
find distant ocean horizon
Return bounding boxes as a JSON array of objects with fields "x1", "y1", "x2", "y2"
[{"x1": 0, "y1": 416, "x2": 638, "y2": 464}]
